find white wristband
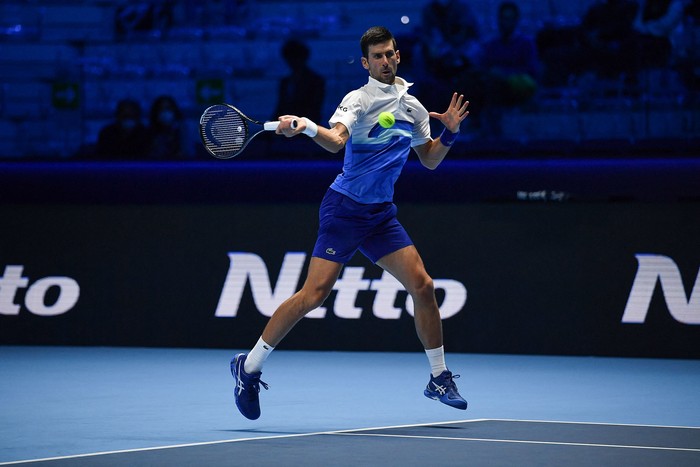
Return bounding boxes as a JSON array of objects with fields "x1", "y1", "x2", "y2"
[{"x1": 301, "y1": 117, "x2": 318, "y2": 137}]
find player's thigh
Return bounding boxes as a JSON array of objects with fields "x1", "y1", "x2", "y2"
[{"x1": 301, "y1": 256, "x2": 343, "y2": 300}]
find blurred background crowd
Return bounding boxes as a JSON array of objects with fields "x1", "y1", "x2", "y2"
[{"x1": 1, "y1": 0, "x2": 699, "y2": 161}]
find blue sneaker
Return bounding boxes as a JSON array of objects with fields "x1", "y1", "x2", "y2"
[
  {"x1": 230, "y1": 353, "x2": 268, "y2": 420},
  {"x1": 424, "y1": 370, "x2": 468, "y2": 410}
]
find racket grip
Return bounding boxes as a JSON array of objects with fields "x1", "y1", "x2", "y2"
[{"x1": 264, "y1": 120, "x2": 298, "y2": 131}]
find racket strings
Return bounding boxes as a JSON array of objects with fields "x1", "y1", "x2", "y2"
[{"x1": 201, "y1": 106, "x2": 249, "y2": 158}]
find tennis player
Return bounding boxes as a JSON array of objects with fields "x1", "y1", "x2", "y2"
[{"x1": 232, "y1": 26, "x2": 470, "y2": 420}]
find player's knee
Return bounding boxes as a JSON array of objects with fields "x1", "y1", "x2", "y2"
[
  {"x1": 412, "y1": 275, "x2": 435, "y2": 303},
  {"x1": 301, "y1": 285, "x2": 332, "y2": 312}
]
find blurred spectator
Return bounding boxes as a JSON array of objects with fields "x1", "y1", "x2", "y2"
[
  {"x1": 115, "y1": 1, "x2": 175, "y2": 39},
  {"x1": 273, "y1": 39, "x2": 325, "y2": 125},
  {"x1": 578, "y1": 0, "x2": 640, "y2": 78},
  {"x1": 421, "y1": 0, "x2": 481, "y2": 77},
  {"x1": 418, "y1": 0, "x2": 484, "y2": 131},
  {"x1": 677, "y1": 0, "x2": 700, "y2": 90},
  {"x1": 687, "y1": 0, "x2": 700, "y2": 17},
  {"x1": 95, "y1": 99, "x2": 150, "y2": 160},
  {"x1": 147, "y1": 95, "x2": 186, "y2": 160},
  {"x1": 634, "y1": 0, "x2": 688, "y2": 68},
  {"x1": 536, "y1": 19, "x2": 584, "y2": 86},
  {"x1": 264, "y1": 39, "x2": 327, "y2": 160},
  {"x1": 478, "y1": 2, "x2": 540, "y2": 107},
  {"x1": 536, "y1": 0, "x2": 640, "y2": 85},
  {"x1": 477, "y1": 1, "x2": 540, "y2": 138}
]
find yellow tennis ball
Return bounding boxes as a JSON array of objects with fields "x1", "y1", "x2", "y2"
[{"x1": 378, "y1": 111, "x2": 395, "y2": 128}]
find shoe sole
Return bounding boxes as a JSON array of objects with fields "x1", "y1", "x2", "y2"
[{"x1": 424, "y1": 390, "x2": 468, "y2": 410}]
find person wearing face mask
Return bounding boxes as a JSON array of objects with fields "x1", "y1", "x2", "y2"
[
  {"x1": 147, "y1": 95, "x2": 186, "y2": 160},
  {"x1": 95, "y1": 98, "x2": 150, "y2": 160}
]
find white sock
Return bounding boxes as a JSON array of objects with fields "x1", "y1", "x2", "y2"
[
  {"x1": 425, "y1": 346, "x2": 447, "y2": 377},
  {"x1": 244, "y1": 337, "x2": 274, "y2": 374}
]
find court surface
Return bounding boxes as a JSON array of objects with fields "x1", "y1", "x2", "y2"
[{"x1": 1, "y1": 347, "x2": 699, "y2": 466}]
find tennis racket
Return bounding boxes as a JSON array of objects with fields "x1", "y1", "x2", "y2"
[{"x1": 199, "y1": 104, "x2": 296, "y2": 159}]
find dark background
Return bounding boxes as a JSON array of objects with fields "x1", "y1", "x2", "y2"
[
  {"x1": 1, "y1": 161, "x2": 698, "y2": 358},
  {"x1": 1, "y1": 0, "x2": 699, "y2": 358}
]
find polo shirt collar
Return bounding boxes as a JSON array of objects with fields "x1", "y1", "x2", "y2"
[{"x1": 367, "y1": 76, "x2": 413, "y2": 97}]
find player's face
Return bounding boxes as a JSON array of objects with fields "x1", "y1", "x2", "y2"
[{"x1": 362, "y1": 40, "x2": 400, "y2": 85}]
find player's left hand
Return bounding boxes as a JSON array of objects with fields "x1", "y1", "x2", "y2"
[{"x1": 429, "y1": 93, "x2": 469, "y2": 133}]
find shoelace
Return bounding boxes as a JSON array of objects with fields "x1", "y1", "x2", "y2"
[
  {"x1": 247, "y1": 375, "x2": 269, "y2": 393},
  {"x1": 442, "y1": 372, "x2": 460, "y2": 381},
  {"x1": 443, "y1": 373, "x2": 461, "y2": 389}
]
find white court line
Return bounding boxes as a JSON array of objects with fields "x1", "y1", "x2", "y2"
[
  {"x1": 2, "y1": 418, "x2": 698, "y2": 465},
  {"x1": 483, "y1": 418, "x2": 700, "y2": 430},
  {"x1": 329, "y1": 433, "x2": 700, "y2": 453},
  {"x1": 0, "y1": 419, "x2": 486, "y2": 466}
]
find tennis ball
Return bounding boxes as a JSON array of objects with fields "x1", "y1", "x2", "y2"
[{"x1": 378, "y1": 111, "x2": 395, "y2": 128}]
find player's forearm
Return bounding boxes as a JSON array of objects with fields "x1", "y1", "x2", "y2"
[
  {"x1": 420, "y1": 141, "x2": 450, "y2": 170},
  {"x1": 419, "y1": 128, "x2": 459, "y2": 169},
  {"x1": 312, "y1": 126, "x2": 346, "y2": 154}
]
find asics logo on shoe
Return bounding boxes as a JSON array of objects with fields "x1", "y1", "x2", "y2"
[
  {"x1": 431, "y1": 382, "x2": 447, "y2": 395},
  {"x1": 235, "y1": 360, "x2": 246, "y2": 395}
]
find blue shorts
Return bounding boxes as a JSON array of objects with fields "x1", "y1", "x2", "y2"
[{"x1": 312, "y1": 188, "x2": 413, "y2": 264}]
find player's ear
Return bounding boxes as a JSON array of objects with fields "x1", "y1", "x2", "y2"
[
  {"x1": 396, "y1": 50, "x2": 401, "y2": 64},
  {"x1": 361, "y1": 56, "x2": 369, "y2": 70}
]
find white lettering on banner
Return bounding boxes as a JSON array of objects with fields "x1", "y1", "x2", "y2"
[
  {"x1": 622, "y1": 254, "x2": 700, "y2": 325},
  {"x1": 0, "y1": 265, "x2": 80, "y2": 316},
  {"x1": 215, "y1": 252, "x2": 467, "y2": 320},
  {"x1": 215, "y1": 252, "x2": 306, "y2": 317},
  {"x1": 370, "y1": 271, "x2": 405, "y2": 319},
  {"x1": 329, "y1": 267, "x2": 370, "y2": 319}
]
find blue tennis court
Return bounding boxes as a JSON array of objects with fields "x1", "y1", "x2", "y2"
[{"x1": 1, "y1": 347, "x2": 698, "y2": 466}]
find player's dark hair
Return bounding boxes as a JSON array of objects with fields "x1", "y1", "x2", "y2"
[{"x1": 360, "y1": 26, "x2": 397, "y2": 58}]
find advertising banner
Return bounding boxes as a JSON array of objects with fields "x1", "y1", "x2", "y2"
[{"x1": 1, "y1": 202, "x2": 698, "y2": 358}]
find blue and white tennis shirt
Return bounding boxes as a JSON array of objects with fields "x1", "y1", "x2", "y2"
[{"x1": 328, "y1": 76, "x2": 432, "y2": 204}]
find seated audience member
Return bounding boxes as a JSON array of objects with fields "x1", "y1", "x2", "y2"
[
  {"x1": 536, "y1": 0, "x2": 639, "y2": 84},
  {"x1": 477, "y1": 1, "x2": 540, "y2": 138},
  {"x1": 634, "y1": 0, "x2": 688, "y2": 68},
  {"x1": 419, "y1": 0, "x2": 483, "y2": 131},
  {"x1": 95, "y1": 98, "x2": 150, "y2": 160},
  {"x1": 421, "y1": 0, "x2": 481, "y2": 77},
  {"x1": 578, "y1": 0, "x2": 640, "y2": 78},
  {"x1": 479, "y1": 1, "x2": 540, "y2": 107},
  {"x1": 676, "y1": 0, "x2": 700, "y2": 90},
  {"x1": 147, "y1": 95, "x2": 186, "y2": 160}
]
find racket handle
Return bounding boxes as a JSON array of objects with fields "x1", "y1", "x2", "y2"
[{"x1": 264, "y1": 120, "x2": 298, "y2": 131}]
